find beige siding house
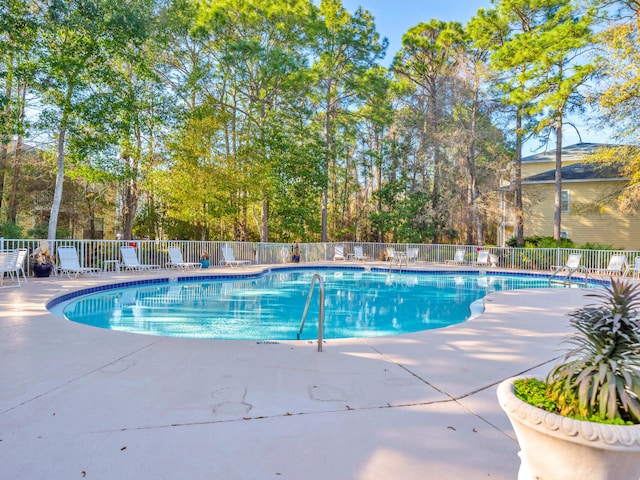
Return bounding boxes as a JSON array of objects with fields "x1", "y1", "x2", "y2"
[{"x1": 498, "y1": 143, "x2": 639, "y2": 249}]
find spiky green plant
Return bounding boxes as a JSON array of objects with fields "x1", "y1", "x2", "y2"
[{"x1": 547, "y1": 279, "x2": 640, "y2": 423}]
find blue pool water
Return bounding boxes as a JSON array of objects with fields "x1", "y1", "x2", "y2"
[{"x1": 60, "y1": 268, "x2": 587, "y2": 340}]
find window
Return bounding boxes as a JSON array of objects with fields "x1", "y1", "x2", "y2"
[
  {"x1": 561, "y1": 190, "x2": 570, "y2": 213},
  {"x1": 560, "y1": 230, "x2": 570, "y2": 239}
]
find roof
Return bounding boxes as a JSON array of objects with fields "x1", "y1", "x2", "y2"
[
  {"x1": 523, "y1": 161, "x2": 628, "y2": 183},
  {"x1": 521, "y1": 142, "x2": 612, "y2": 164}
]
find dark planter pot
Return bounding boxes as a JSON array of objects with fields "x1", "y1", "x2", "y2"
[
  {"x1": 33, "y1": 263, "x2": 53, "y2": 278},
  {"x1": 199, "y1": 259, "x2": 210, "y2": 269}
]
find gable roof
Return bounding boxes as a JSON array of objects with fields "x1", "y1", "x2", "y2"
[
  {"x1": 522, "y1": 142, "x2": 612, "y2": 164},
  {"x1": 523, "y1": 162, "x2": 628, "y2": 184}
]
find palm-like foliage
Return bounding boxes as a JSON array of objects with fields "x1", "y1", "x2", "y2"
[{"x1": 547, "y1": 279, "x2": 640, "y2": 423}]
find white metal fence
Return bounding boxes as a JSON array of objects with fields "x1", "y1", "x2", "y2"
[{"x1": 1, "y1": 238, "x2": 639, "y2": 276}]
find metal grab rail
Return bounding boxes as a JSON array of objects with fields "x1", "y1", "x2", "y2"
[{"x1": 297, "y1": 273, "x2": 325, "y2": 352}]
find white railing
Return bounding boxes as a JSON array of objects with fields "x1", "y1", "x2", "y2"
[{"x1": 0, "y1": 237, "x2": 638, "y2": 277}]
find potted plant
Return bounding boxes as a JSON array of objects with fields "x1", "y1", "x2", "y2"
[
  {"x1": 497, "y1": 279, "x2": 640, "y2": 480},
  {"x1": 199, "y1": 251, "x2": 210, "y2": 269},
  {"x1": 31, "y1": 240, "x2": 55, "y2": 277}
]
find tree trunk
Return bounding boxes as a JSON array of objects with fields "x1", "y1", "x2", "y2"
[
  {"x1": 321, "y1": 92, "x2": 332, "y2": 242},
  {"x1": 515, "y1": 108, "x2": 524, "y2": 246},
  {"x1": 48, "y1": 125, "x2": 66, "y2": 241},
  {"x1": 554, "y1": 116, "x2": 563, "y2": 241},
  {"x1": 7, "y1": 83, "x2": 27, "y2": 223}
]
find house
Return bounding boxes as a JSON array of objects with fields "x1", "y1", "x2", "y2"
[{"x1": 498, "y1": 142, "x2": 638, "y2": 249}]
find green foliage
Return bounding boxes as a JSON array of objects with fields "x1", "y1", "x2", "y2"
[
  {"x1": 578, "y1": 242, "x2": 625, "y2": 251},
  {"x1": 514, "y1": 378, "x2": 558, "y2": 413},
  {"x1": 27, "y1": 224, "x2": 71, "y2": 240},
  {"x1": 546, "y1": 279, "x2": 640, "y2": 424},
  {"x1": 506, "y1": 235, "x2": 574, "y2": 248},
  {"x1": 515, "y1": 378, "x2": 631, "y2": 425},
  {"x1": 0, "y1": 220, "x2": 24, "y2": 238}
]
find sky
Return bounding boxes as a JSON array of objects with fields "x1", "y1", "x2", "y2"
[{"x1": 336, "y1": 0, "x2": 610, "y2": 153}]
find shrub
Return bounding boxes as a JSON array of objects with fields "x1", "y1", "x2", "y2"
[{"x1": 506, "y1": 235, "x2": 575, "y2": 248}]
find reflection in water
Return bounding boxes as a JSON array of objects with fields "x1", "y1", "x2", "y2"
[{"x1": 63, "y1": 271, "x2": 553, "y2": 340}]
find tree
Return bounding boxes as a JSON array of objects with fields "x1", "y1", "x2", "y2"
[
  {"x1": 0, "y1": 0, "x2": 37, "y2": 221},
  {"x1": 312, "y1": 0, "x2": 387, "y2": 242},
  {"x1": 36, "y1": 0, "x2": 152, "y2": 241},
  {"x1": 591, "y1": 0, "x2": 640, "y2": 211},
  {"x1": 392, "y1": 20, "x2": 465, "y2": 241}
]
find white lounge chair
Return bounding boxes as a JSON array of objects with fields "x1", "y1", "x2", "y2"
[
  {"x1": 0, "y1": 250, "x2": 21, "y2": 287},
  {"x1": 551, "y1": 253, "x2": 582, "y2": 273},
  {"x1": 120, "y1": 246, "x2": 161, "y2": 271},
  {"x1": 445, "y1": 249, "x2": 466, "y2": 265},
  {"x1": 353, "y1": 246, "x2": 369, "y2": 261},
  {"x1": 333, "y1": 244, "x2": 345, "y2": 261},
  {"x1": 385, "y1": 247, "x2": 397, "y2": 262},
  {"x1": 626, "y1": 256, "x2": 640, "y2": 278},
  {"x1": 406, "y1": 247, "x2": 419, "y2": 264},
  {"x1": 551, "y1": 253, "x2": 585, "y2": 274},
  {"x1": 473, "y1": 251, "x2": 497, "y2": 267},
  {"x1": 589, "y1": 254, "x2": 627, "y2": 276},
  {"x1": 220, "y1": 247, "x2": 251, "y2": 268},
  {"x1": 167, "y1": 247, "x2": 201, "y2": 270},
  {"x1": 14, "y1": 249, "x2": 28, "y2": 283},
  {"x1": 57, "y1": 246, "x2": 101, "y2": 278}
]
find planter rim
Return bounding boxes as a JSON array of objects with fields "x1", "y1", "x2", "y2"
[{"x1": 497, "y1": 376, "x2": 640, "y2": 451}]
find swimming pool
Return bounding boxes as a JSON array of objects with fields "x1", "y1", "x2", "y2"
[{"x1": 56, "y1": 267, "x2": 596, "y2": 341}]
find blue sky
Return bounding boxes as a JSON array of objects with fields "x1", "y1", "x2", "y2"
[
  {"x1": 337, "y1": 0, "x2": 609, "y2": 152},
  {"x1": 340, "y1": 0, "x2": 492, "y2": 64}
]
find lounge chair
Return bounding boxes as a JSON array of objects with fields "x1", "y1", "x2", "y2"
[
  {"x1": 167, "y1": 247, "x2": 201, "y2": 270},
  {"x1": 406, "y1": 248, "x2": 419, "y2": 264},
  {"x1": 445, "y1": 249, "x2": 466, "y2": 265},
  {"x1": 473, "y1": 251, "x2": 498, "y2": 267},
  {"x1": 220, "y1": 247, "x2": 251, "y2": 268},
  {"x1": 120, "y1": 246, "x2": 161, "y2": 271},
  {"x1": 385, "y1": 247, "x2": 397, "y2": 262},
  {"x1": 333, "y1": 244, "x2": 345, "y2": 261},
  {"x1": 551, "y1": 253, "x2": 584, "y2": 274},
  {"x1": 626, "y1": 256, "x2": 640, "y2": 278},
  {"x1": 548, "y1": 253, "x2": 589, "y2": 286},
  {"x1": 57, "y1": 246, "x2": 101, "y2": 278},
  {"x1": 589, "y1": 254, "x2": 627, "y2": 276},
  {"x1": 353, "y1": 246, "x2": 369, "y2": 261},
  {"x1": 0, "y1": 250, "x2": 21, "y2": 287},
  {"x1": 14, "y1": 249, "x2": 28, "y2": 283}
]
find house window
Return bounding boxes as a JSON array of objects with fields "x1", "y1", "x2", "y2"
[
  {"x1": 560, "y1": 230, "x2": 570, "y2": 239},
  {"x1": 561, "y1": 190, "x2": 570, "y2": 213}
]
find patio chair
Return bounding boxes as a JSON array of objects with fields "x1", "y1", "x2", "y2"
[
  {"x1": 406, "y1": 247, "x2": 419, "y2": 264},
  {"x1": 0, "y1": 250, "x2": 21, "y2": 287},
  {"x1": 473, "y1": 251, "x2": 497, "y2": 267},
  {"x1": 445, "y1": 249, "x2": 466, "y2": 265},
  {"x1": 14, "y1": 249, "x2": 28, "y2": 283},
  {"x1": 353, "y1": 246, "x2": 369, "y2": 261},
  {"x1": 120, "y1": 246, "x2": 161, "y2": 272},
  {"x1": 167, "y1": 247, "x2": 201, "y2": 270},
  {"x1": 57, "y1": 246, "x2": 101, "y2": 278},
  {"x1": 385, "y1": 247, "x2": 397, "y2": 262},
  {"x1": 551, "y1": 253, "x2": 587, "y2": 276},
  {"x1": 220, "y1": 247, "x2": 251, "y2": 268},
  {"x1": 626, "y1": 256, "x2": 640, "y2": 278},
  {"x1": 333, "y1": 244, "x2": 345, "y2": 261},
  {"x1": 589, "y1": 254, "x2": 627, "y2": 276}
]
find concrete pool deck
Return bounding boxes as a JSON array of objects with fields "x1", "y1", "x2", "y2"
[{"x1": 0, "y1": 263, "x2": 613, "y2": 479}]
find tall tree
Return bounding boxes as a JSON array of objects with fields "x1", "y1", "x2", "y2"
[
  {"x1": 0, "y1": 0, "x2": 37, "y2": 220},
  {"x1": 392, "y1": 20, "x2": 465, "y2": 241},
  {"x1": 312, "y1": 0, "x2": 387, "y2": 242},
  {"x1": 591, "y1": 0, "x2": 640, "y2": 211}
]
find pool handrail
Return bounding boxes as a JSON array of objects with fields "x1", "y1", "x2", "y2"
[{"x1": 297, "y1": 273, "x2": 325, "y2": 352}]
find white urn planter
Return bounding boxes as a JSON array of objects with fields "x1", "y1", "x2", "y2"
[{"x1": 497, "y1": 377, "x2": 640, "y2": 480}]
